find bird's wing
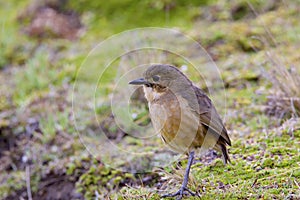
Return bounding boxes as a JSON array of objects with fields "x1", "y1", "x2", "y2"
[{"x1": 192, "y1": 86, "x2": 231, "y2": 146}]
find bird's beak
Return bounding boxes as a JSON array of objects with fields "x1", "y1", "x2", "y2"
[{"x1": 128, "y1": 78, "x2": 149, "y2": 85}]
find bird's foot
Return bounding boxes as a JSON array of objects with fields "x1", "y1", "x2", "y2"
[{"x1": 161, "y1": 186, "x2": 197, "y2": 200}]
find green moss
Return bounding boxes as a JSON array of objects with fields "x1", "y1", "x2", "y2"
[
  {"x1": 68, "y1": 0, "x2": 213, "y2": 38},
  {"x1": 66, "y1": 163, "x2": 77, "y2": 175},
  {"x1": 293, "y1": 169, "x2": 300, "y2": 178},
  {"x1": 75, "y1": 161, "x2": 137, "y2": 198},
  {"x1": 13, "y1": 50, "x2": 57, "y2": 105},
  {"x1": 0, "y1": 171, "x2": 27, "y2": 199},
  {"x1": 262, "y1": 158, "x2": 274, "y2": 168}
]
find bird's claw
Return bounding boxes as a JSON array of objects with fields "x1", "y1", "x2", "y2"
[{"x1": 161, "y1": 187, "x2": 197, "y2": 200}]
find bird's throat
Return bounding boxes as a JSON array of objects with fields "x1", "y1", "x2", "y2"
[{"x1": 143, "y1": 85, "x2": 166, "y2": 102}]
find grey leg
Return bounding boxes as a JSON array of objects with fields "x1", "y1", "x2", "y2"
[{"x1": 161, "y1": 151, "x2": 197, "y2": 200}]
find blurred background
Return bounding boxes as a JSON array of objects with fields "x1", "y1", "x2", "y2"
[{"x1": 0, "y1": 0, "x2": 299, "y2": 199}]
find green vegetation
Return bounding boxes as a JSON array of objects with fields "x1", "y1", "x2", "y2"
[{"x1": 0, "y1": 0, "x2": 299, "y2": 199}]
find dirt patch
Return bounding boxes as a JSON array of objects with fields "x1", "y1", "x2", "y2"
[
  {"x1": 18, "y1": 0, "x2": 84, "y2": 40},
  {"x1": 5, "y1": 172, "x2": 83, "y2": 200},
  {"x1": 34, "y1": 172, "x2": 83, "y2": 200}
]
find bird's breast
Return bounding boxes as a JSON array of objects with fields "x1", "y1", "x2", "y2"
[{"x1": 148, "y1": 92, "x2": 203, "y2": 153}]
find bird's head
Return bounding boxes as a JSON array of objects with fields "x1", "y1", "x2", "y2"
[{"x1": 129, "y1": 64, "x2": 193, "y2": 101}]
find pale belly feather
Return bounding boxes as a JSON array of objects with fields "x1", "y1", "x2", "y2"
[
  {"x1": 149, "y1": 96, "x2": 203, "y2": 154},
  {"x1": 144, "y1": 85, "x2": 218, "y2": 154}
]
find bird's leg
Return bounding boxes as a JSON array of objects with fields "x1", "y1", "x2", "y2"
[{"x1": 161, "y1": 151, "x2": 198, "y2": 200}]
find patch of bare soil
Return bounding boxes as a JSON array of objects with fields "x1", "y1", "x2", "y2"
[
  {"x1": 18, "y1": 0, "x2": 84, "y2": 40},
  {"x1": 5, "y1": 171, "x2": 83, "y2": 200}
]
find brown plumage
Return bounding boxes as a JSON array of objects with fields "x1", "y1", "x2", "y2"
[{"x1": 129, "y1": 64, "x2": 231, "y2": 199}]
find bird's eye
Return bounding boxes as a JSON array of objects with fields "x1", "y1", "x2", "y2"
[{"x1": 152, "y1": 75, "x2": 160, "y2": 82}]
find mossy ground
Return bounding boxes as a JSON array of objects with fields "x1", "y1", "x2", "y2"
[{"x1": 0, "y1": 0, "x2": 299, "y2": 199}]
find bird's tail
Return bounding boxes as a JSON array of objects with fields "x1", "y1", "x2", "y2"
[{"x1": 219, "y1": 143, "x2": 231, "y2": 164}]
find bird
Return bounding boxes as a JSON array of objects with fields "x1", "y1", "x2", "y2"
[{"x1": 129, "y1": 64, "x2": 231, "y2": 200}]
